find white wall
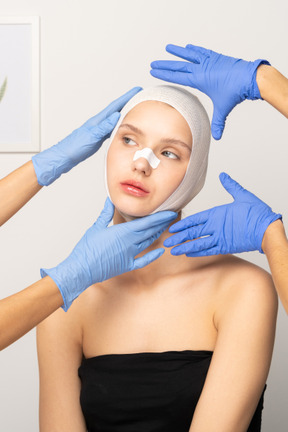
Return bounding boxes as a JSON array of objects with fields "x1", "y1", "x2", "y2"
[{"x1": 0, "y1": 0, "x2": 288, "y2": 430}]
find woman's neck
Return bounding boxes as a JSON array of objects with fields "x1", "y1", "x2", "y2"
[{"x1": 112, "y1": 209, "x2": 213, "y2": 287}]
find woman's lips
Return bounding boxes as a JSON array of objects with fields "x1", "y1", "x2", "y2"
[{"x1": 120, "y1": 180, "x2": 150, "y2": 197}]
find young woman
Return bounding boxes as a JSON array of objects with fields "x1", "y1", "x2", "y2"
[{"x1": 37, "y1": 85, "x2": 277, "y2": 432}]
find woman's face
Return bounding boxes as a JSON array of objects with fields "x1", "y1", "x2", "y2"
[{"x1": 107, "y1": 100, "x2": 192, "y2": 217}]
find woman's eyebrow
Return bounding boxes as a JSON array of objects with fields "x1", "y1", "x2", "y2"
[
  {"x1": 119, "y1": 123, "x2": 191, "y2": 152},
  {"x1": 118, "y1": 123, "x2": 144, "y2": 135},
  {"x1": 160, "y1": 138, "x2": 191, "y2": 153}
]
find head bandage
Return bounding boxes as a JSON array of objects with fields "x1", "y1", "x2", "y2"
[
  {"x1": 133, "y1": 147, "x2": 160, "y2": 169},
  {"x1": 105, "y1": 85, "x2": 211, "y2": 216}
]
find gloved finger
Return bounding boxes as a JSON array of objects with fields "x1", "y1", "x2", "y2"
[
  {"x1": 101, "y1": 86, "x2": 142, "y2": 117},
  {"x1": 186, "y1": 245, "x2": 220, "y2": 257},
  {"x1": 84, "y1": 87, "x2": 142, "y2": 128},
  {"x1": 130, "y1": 211, "x2": 177, "y2": 232},
  {"x1": 219, "y1": 172, "x2": 246, "y2": 200},
  {"x1": 137, "y1": 225, "x2": 168, "y2": 251},
  {"x1": 150, "y1": 60, "x2": 194, "y2": 73},
  {"x1": 185, "y1": 44, "x2": 211, "y2": 57},
  {"x1": 170, "y1": 235, "x2": 216, "y2": 256},
  {"x1": 164, "y1": 224, "x2": 210, "y2": 248},
  {"x1": 166, "y1": 44, "x2": 203, "y2": 63},
  {"x1": 133, "y1": 218, "x2": 176, "y2": 244},
  {"x1": 95, "y1": 197, "x2": 115, "y2": 230},
  {"x1": 221, "y1": 172, "x2": 270, "y2": 205},
  {"x1": 168, "y1": 210, "x2": 210, "y2": 233},
  {"x1": 211, "y1": 107, "x2": 226, "y2": 140},
  {"x1": 133, "y1": 248, "x2": 165, "y2": 270},
  {"x1": 150, "y1": 69, "x2": 192, "y2": 86},
  {"x1": 91, "y1": 112, "x2": 120, "y2": 141}
]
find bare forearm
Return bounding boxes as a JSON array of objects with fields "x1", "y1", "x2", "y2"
[
  {"x1": 262, "y1": 219, "x2": 288, "y2": 313},
  {"x1": 0, "y1": 276, "x2": 63, "y2": 350},
  {"x1": 256, "y1": 65, "x2": 288, "y2": 118},
  {"x1": 0, "y1": 160, "x2": 42, "y2": 226}
]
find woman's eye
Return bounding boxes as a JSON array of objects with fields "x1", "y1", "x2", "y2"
[
  {"x1": 123, "y1": 137, "x2": 137, "y2": 146},
  {"x1": 162, "y1": 150, "x2": 178, "y2": 160}
]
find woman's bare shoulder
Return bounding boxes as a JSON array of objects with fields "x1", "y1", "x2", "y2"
[
  {"x1": 188, "y1": 253, "x2": 274, "y2": 290},
  {"x1": 215, "y1": 254, "x2": 273, "y2": 285},
  {"x1": 212, "y1": 255, "x2": 278, "y2": 325}
]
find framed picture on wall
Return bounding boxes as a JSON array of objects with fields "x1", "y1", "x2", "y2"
[{"x1": 0, "y1": 16, "x2": 40, "y2": 153}]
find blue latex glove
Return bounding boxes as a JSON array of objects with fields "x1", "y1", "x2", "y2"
[
  {"x1": 163, "y1": 173, "x2": 281, "y2": 257},
  {"x1": 41, "y1": 198, "x2": 177, "y2": 311},
  {"x1": 32, "y1": 87, "x2": 141, "y2": 186},
  {"x1": 150, "y1": 44, "x2": 270, "y2": 140}
]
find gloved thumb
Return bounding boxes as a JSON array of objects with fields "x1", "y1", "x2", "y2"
[
  {"x1": 211, "y1": 107, "x2": 225, "y2": 140},
  {"x1": 133, "y1": 248, "x2": 165, "y2": 270},
  {"x1": 219, "y1": 172, "x2": 245, "y2": 200},
  {"x1": 92, "y1": 111, "x2": 120, "y2": 141},
  {"x1": 95, "y1": 197, "x2": 115, "y2": 230}
]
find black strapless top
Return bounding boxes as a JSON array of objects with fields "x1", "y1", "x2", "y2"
[{"x1": 78, "y1": 350, "x2": 265, "y2": 432}]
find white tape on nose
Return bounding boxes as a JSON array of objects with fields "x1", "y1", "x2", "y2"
[{"x1": 133, "y1": 147, "x2": 160, "y2": 169}]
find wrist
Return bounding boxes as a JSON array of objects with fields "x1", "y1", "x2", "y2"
[
  {"x1": 262, "y1": 219, "x2": 287, "y2": 255},
  {"x1": 32, "y1": 131, "x2": 78, "y2": 186},
  {"x1": 256, "y1": 64, "x2": 274, "y2": 100},
  {"x1": 40, "y1": 259, "x2": 90, "y2": 311},
  {"x1": 32, "y1": 145, "x2": 68, "y2": 186},
  {"x1": 249, "y1": 60, "x2": 271, "y2": 100}
]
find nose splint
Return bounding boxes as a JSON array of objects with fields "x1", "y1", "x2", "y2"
[{"x1": 133, "y1": 147, "x2": 160, "y2": 169}]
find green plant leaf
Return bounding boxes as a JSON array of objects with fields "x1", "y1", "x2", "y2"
[{"x1": 0, "y1": 77, "x2": 8, "y2": 103}]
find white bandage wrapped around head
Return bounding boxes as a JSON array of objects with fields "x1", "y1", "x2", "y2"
[{"x1": 106, "y1": 85, "x2": 211, "y2": 213}]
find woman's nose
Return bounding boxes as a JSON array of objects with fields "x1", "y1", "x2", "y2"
[{"x1": 132, "y1": 156, "x2": 152, "y2": 176}]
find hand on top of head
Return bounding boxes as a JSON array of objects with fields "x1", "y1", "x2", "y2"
[{"x1": 150, "y1": 44, "x2": 269, "y2": 140}]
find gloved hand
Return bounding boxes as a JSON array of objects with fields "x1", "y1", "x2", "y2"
[
  {"x1": 150, "y1": 44, "x2": 270, "y2": 140},
  {"x1": 41, "y1": 198, "x2": 177, "y2": 311},
  {"x1": 32, "y1": 87, "x2": 141, "y2": 186},
  {"x1": 163, "y1": 172, "x2": 281, "y2": 257}
]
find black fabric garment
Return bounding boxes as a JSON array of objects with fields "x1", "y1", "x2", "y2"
[{"x1": 78, "y1": 350, "x2": 265, "y2": 432}]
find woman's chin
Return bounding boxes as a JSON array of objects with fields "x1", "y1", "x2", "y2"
[
  {"x1": 117, "y1": 207, "x2": 151, "y2": 219},
  {"x1": 113, "y1": 202, "x2": 158, "y2": 220}
]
